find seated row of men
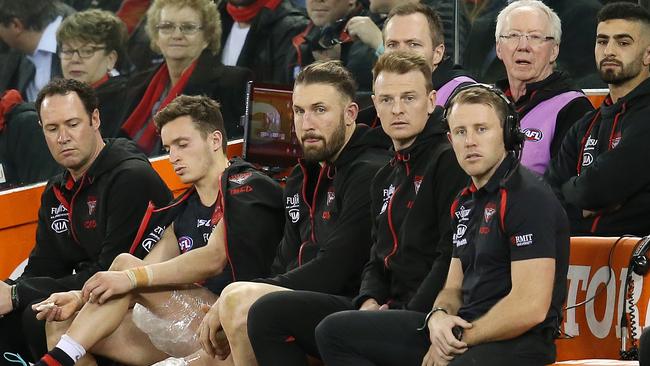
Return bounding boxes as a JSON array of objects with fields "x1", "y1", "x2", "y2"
[
  {"x1": 0, "y1": 0, "x2": 604, "y2": 190},
  {"x1": 0, "y1": 1, "x2": 649, "y2": 366}
]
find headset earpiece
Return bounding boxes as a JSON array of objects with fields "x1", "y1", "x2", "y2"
[{"x1": 443, "y1": 83, "x2": 523, "y2": 152}]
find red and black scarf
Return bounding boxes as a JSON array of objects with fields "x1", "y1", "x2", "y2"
[
  {"x1": 227, "y1": 0, "x2": 281, "y2": 23},
  {"x1": 122, "y1": 61, "x2": 198, "y2": 154}
]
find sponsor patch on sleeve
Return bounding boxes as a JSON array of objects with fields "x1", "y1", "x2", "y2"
[{"x1": 511, "y1": 233, "x2": 534, "y2": 247}]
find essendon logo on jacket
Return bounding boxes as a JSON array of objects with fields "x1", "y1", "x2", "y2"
[
  {"x1": 87, "y1": 196, "x2": 97, "y2": 215},
  {"x1": 414, "y1": 176, "x2": 423, "y2": 194},
  {"x1": 228, "y1": 172, "x2": 252, "y2": 185}
]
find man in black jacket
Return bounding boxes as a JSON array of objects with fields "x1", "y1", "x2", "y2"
[
  {"x1": 245, "y1": 51, "x2": 467, "y2": 366},
  {"x1": 0, "y1": 79, "x2": 171, "y2": 364},
  {"x1": 31, "y1": 95, "x2": 284, "y2": 366},
  {"x1": 545, "y1": 2, "x2": 650, "y2": 236},
  {"x1": 197, "y1": 60, "x2": 391, "y2": 366}
]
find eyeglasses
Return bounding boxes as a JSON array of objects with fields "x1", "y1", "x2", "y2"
[
  {"x1": 499, "y1": 32, "x2": 555, "y2": 46},
  {"x1": 59, "y1": 46, "x2": 106, "y2": 59},
  {"x1": 156, "y1": 22, "x2": 203, "y2": 35}
]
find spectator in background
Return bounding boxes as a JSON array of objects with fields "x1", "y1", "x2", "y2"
[
  {"x1": 383, "y1": 3, "x2": 475, "y2": 106},
  {"x1": 0, "y1": 79, "x2": 171, "y2": 366},
  {"x1": 218, "y1": 0, "x2": 307, "y2": 84},
  {"x1": 0, "y1": 90, "x2": 59, "y2": 189},
  {"x1": 546, "y1": 2, "x2": 650, "y2": 236},
  {"x1": 57, "y1": 9, "x2": 129, "y2": 138},
  {"x1": 0, "y1": 0, "x2": 74, "y2": 101},
  {"x1": 120, "y1": 0, "x2": 253, "y2": 156},
  {"x1": 283, "y1": 0, "x2": 378, "y2": 91},
  {"x1": 494, "y1": 0, "x2": 593, "y2": 174},
  {"x1": 464, "y1": 0, "x2": 603, "y2": 88}
]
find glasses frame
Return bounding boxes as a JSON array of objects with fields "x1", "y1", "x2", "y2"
[
  {"x1": 59, "y1": 46, "x2": 107, "y2": 60},
  {"x1": 498, "y1": 32, "x2": 555, "y2": 46},
  {"x1": 156, "y1": 22, "x2": 204, "y2": 35}
]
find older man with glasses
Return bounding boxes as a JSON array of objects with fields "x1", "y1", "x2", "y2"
[{"x1": 494, "y1": 0, "x2": 593, "y2": 174}]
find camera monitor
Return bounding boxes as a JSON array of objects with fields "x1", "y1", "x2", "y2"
[{"x1": 242, "y1": 82, "x2": 302, "y2": 171}]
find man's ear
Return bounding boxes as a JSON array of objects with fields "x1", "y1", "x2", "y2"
[
  {"x1": 91, "y1": 108, "x2": 101, "y2": 130},
  {"x1": 211, "y1": 130, "x2": 223, "y2": 151},
  {"x1": 345, "y1": 102, "x2": 359, "y2": 126}
]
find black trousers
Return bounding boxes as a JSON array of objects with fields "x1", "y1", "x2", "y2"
[
  {"x1": 0, "y1": 301, "x2": 47, "y2": 366},
  {"x1": 247, "y1": 291, "x2": 354, "y2": 366},
  {"x1": 315, "y1": 310, "x2": 557, "y2": 366},
  {"x1": 640, "y1": 327, "x2": 650, "y2": 366}
]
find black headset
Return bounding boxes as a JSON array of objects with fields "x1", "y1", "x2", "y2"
[
  {"x1": 442, "y1": 83, "x2": 525, "y2": 153},
  {"x1": 630, "y1": 236, "x2": 650, "y2": 276}
]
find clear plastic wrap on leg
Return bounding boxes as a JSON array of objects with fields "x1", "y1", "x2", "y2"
[{"x1": 132, "y1": 290, "x2": 211, "y2": 357}]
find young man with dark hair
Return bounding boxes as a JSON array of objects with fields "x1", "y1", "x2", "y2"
[
  {"x1": 30, "y1": 94, "x2": 283, "y2": 366},
  {"x1": 0, "y1": 78, "x2": 171, "y2": 365},
  {"x1": 245, "y1": 50, "x2": 467, "y2": 366},
  {"x1": 546, "y1": 2, "x2": 650, "y2": 236},
  {"x1": 0, "y1": 0, "x2": 74, "y2": 101},
  {"x1": 196, "y1": 60, "x2": 391, "y2": 366},
  {"x1": 317, "y1": 84, "x2": 570, "y2": 365}
]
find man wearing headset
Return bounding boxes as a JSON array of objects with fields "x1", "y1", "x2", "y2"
[{"x1": 315, "y1": 84, "x2": 570, "y2": 366}]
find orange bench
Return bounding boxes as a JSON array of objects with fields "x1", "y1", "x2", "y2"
[{"x1": 553, "y1": 236, "x2": 647, "y2": 365}]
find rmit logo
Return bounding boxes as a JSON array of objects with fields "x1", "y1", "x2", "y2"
[{"x1": 523, "y1": 128, "x2": 543, "y2": 142}]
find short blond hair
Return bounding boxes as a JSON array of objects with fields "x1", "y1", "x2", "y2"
[
  {"x1": 146, "y1": 0, "x2": 221, "y2": 55},
  {"x1": 372, "y1": 51, "x2": 433, "y2": 92}
]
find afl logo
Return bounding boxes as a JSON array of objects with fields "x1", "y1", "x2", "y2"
[
  {"x1": 523, "y1": 128, "x2": 543, "y2": 142},
  {"x1": 51, "y1": 218, "x2": 69, "y2": 233},
  {"x1": 178, "y1": 236, "x2": 194, "y2": 252}
]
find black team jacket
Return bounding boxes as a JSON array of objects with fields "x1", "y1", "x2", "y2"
[
  {"x1": 10, "y1": 139, "x2": 171, "y2": 310},
  {"x1": 129, "y1": 157, "x2": 284, "y2": 294},
  {"x1": 354, "y1": 108, "x2": 467, "y2": 312},
  {"x1": 260, "y1": 125, "x2": 391, "y2": 297},
  {"x1": 545, "y1": 78, "x2": 650, "y2": 236}
]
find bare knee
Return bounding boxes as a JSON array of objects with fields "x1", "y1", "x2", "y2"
[
  {"x1": 109, "y1": 253, "x2": 143, "y2": 271},
  {"x1": 218, "y1": 283, "x2": 262, "y2": 335}
]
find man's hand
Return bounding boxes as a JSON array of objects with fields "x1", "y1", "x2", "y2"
[
  {"x1": 423, "y1": 312, "x2": 471, "y2": 365},
  {"x1": 82, "y1": 271, "x2": 132, "y2": 304},
  {"x1": 0, "y1": 282, "x2": 13, "y2": 316},
  {"x1": 345, "y1": 16, "x2": 383, "y2": 50},
  {"x1": 32, "y1": 291, "x2": 83, "y2": 321},
  {"x1": 198, "y1": 302, "x2": 231, "y2": 360},
  {"x1": 359, "y1": 298, "x2": 389, "y2": 311}
]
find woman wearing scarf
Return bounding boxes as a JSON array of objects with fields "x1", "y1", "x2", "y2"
[
  {"x1": 57, "y1": 9, "x2": 130, "y2": 138},
  {"x1": 120, "y1": 0, "x2": 253, "y2": 156}
]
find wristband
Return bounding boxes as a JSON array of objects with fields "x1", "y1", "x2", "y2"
[
  {"x1": 417, "y1": 306, "x2": 448, "y2": 331},
  {"x1": 10, "y1": 285, "x2": 19, "y2": 311}
]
